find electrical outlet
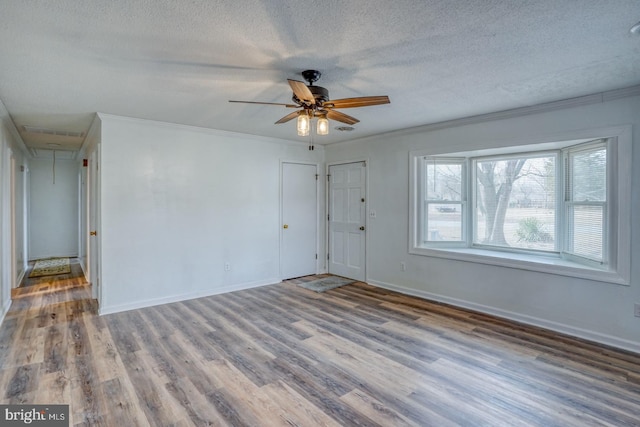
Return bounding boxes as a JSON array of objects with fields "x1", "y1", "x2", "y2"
[
  {"x1": 634, "y1": 303, "x2": 640, "y2": 318},
  {"x1": 400, "y1": 262, "x2": 406, "y2": 272},
  {"x1": 224, "y1": 262, "x2": 231, "y2": 272},
  {"x1": 369, "y1": 209, "x2": 376, "y2": 218}
]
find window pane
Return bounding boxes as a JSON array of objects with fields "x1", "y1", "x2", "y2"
[
  {"x1": 571, "y1": 147, "x2": 606, "y2": 202},
  {"x1": 475, "y1": 155, "x2": 556, "y2": 251},
  {"x1": 422, "y1": 158, "x2": 464, "y2": 243},
  {"x1": 567, "y1": 205, "x2": 604, "y2": 262},
  {"x1": 426, "y1": 161, "x2": 462, "y2": 201},
  {"x1": 425, "y1": 203, "x2": 462, "y2": 241}
]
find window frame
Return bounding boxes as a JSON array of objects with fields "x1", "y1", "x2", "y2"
[
  {"x1": 562, "y1": 140, "x2": 609, "y2": 267},
  {"x1": 409, "y1": 126, "x2": 631, "y2": 286},
  {"x1": 418, "y1": 157, "x2": 466, "y2": 246},
  {"x1": 470, "y1": 149, "x2": 560, "y2": 255}
]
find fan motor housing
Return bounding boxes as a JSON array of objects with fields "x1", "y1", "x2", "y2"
[
  {"x1": 292, "y1": 85, "x2": 329, "y2": 105},
  {"x1": 308, "y1": 85, "x2": 329, "y2": 103}
]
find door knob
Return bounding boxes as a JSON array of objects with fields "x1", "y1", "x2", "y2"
[
  {"x1": 283, "y1": 224, "x2": 289, "y2": 229},
  {"x1": 90, "y1": 231, "x2": 97, "y2": 236},
  {"x1": 359, "y1": 226, "x2": 365, "y2": 231}
]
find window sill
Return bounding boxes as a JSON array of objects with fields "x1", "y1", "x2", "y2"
[{"x1": 409, "y1": 246, "x2": 629, "y2": 286}]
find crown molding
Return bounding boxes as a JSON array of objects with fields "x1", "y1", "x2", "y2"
[
  {"x1": 328, "y1": 84, "x2": 640, "y2": 147},
  {"x1": 96, "y1": 113, "x2": 315, "y2": 149}
]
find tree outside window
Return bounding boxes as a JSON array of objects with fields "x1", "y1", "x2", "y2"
[{"x1": 474, "y1": 154, "x2": 556, "y2": 251}]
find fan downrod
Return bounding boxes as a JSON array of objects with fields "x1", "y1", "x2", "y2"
[{"x1": 301, "y1": 70, "x2": 321, "y2": 85}]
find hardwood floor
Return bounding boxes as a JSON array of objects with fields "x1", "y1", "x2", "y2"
[
  {"x1": 12, "y1": 258, "x2": 87, "y2": 298},
  {"x1": 1, "y1": 272, "x2": 639, "y2": 426}
]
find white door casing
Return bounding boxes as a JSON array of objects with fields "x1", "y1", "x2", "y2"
[
  {"x1": 328, "y1": 162, "x2": 366, "y2": 281},
  {"x1": 281, "y1": 162, "x2": 317, "y2": 280},
  {"x1": 88, "y1": 148, "x2": 101, "y2": 302},
  {"x1": 10, "y1": 153, "x2": 17, "y2": 289}
]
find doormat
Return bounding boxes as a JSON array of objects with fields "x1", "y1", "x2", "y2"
[
  {"x1": 29, "y1": 258, "x2": 71, "y2": 278},
  {"x1": 297, "y1": 276, "x2": 355, "y2": 293}
]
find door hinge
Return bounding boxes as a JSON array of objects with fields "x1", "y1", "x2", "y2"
[
  {"x1": 315, "y1": 253, "x2": 318, "y2": 260},
  {"x1": 315, "y1": 173, "x2": 318, "y2": 180},
  {"x1": 327, "y1": 214, "x2": 330, "y2": 221},
  {"x1": 327, "y1": 174, "x2": 331, "y2": 181},
  {"x1": 327, "y1": 253, "x2": 330, "y2": 260}
]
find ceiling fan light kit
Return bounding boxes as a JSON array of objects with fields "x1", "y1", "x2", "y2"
[
  {"x1": 297, "y1": 111, "x2": 310, "y2": 136},
  {"x1": 317, "y1": 115, "x2": 329, "y2": 135},
  {"x1": 229, "y1": 69, "x2": 390, "y2": 138}
]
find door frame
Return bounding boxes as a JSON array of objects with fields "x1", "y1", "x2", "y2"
[
  {"x1": 279, "y1": 160, "x2": 321, "y2": 279},
  {"x1": 326, "y1": 158, "x2": 369, "y2": 282},
  {"x1": 9, "y1": 151, "x2": 17, "y2": 289},
  {"x1": 87, "y1": 146, "x2": 101, "y2": 303}
]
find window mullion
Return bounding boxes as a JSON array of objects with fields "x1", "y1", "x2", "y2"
[
  {"x1": 468, "y1": 158, "x2": 475, "y2": 248},
  {"x1": 558, "y1": 150, "x2": 566, "y2": 254}
]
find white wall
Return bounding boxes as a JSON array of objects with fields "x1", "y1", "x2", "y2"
[
  {"x1": 325, "y1": 94, "x2": 640, "y2": 352},
  {"x1": 0, "y1": 98, "x2": 28, "y2": 323},
  {"x1": 98, "y1": 115, "x2": 324, "y2": 314},
  {"x1": 29, "y1": 157, "x2": 79, "y2": 260}
]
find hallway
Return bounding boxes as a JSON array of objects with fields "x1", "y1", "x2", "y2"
[
  {"x1": 1, "y1": 259, "x2": 97, "y2": 410},
  {"x1": 12, "y1": 258, "x2": 89, "y2": 298}
]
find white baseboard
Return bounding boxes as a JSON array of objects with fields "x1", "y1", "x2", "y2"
[
  {"x1": 16, "y1": 269, "x2": 25, "y2": 288},
  {"x1": 368, "y1": 279, "x2": 640, "y2": 355},
  {"x1": 99, "y1": 277, "x2": 281, "y2": 315},
  {"x1": 0, "y1": 296, "x2": 12, "y2": 326},
  {"x1": 29, "y1": 252, "x2": 79, "y2": 262},
  {"x1": 79, "y1": 260, "x2": 88, "y2": 281}
]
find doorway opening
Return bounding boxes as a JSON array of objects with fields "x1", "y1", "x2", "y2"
[{"x1": 12, "y1": 257, "x2": 89, "y2": 298}]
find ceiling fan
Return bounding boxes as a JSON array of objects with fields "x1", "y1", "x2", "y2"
[{"x1": 229, "y1": 70, "x2": 390, "y2": 136}]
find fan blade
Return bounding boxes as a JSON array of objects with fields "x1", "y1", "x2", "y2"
[
  {"x1": 324, "y1": 96, "x2": 390, "y2": 109},
  {"x1": 288, "y1": 79, "x2": 315, "y2": 105},
  {"x1": 229, "y1": 100, "x2": 298, "y2": 108},
  {"x1": 326, "y1": 110, "x2": 360, "y2": 125},
  {"x1": 275, "y1": 110, "x2": 302, "y2": 124}
]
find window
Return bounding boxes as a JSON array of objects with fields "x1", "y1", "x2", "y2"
[
  {"x1": 410, "y1": 129, "x2": 631, "y2": 285},
  {"x1": 419, "y1": 158, "x2": 464, "y2": 242},
  {"x1": 564, "y1": 143, "x2": 607, "y2": 264},
  {"x1": 473, "y1": 152, "x2": 557, "y2": 253}
]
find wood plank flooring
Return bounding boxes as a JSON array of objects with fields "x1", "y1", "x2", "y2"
[
  {"x1": 1, "y1": 272, "x2": 639, "y2": 426},
  {"x1": 12, "y1": 258, "x2": 88, "y2": 298}
]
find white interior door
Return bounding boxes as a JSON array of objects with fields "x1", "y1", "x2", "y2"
[
  {"x1": 329, "y1": 162, "x2": 366, "y2": 281},
  {"x1": 281, "y1": 162, "x2": 317, "y2": 279}
]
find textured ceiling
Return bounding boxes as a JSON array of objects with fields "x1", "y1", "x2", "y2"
[{"x1": 1, "y1": 1, "x2": 639, "y2": 150}]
